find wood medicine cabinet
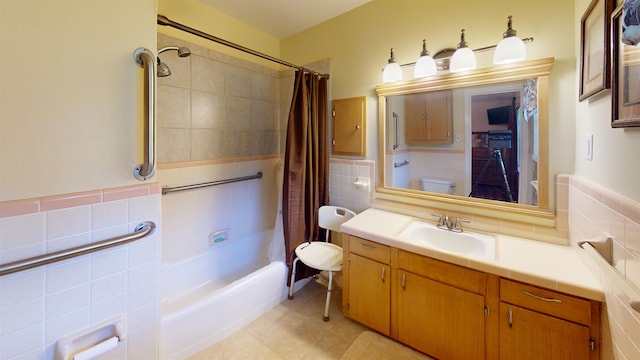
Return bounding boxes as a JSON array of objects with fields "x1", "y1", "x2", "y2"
[{"x1": 332, "y1": 96, "x2": 366, "y2": 156}]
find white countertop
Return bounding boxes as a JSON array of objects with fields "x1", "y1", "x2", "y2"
[{"x1": 340, "y1": 208, "x2": 604, "y2": 302}]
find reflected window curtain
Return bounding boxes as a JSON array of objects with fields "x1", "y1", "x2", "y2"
[{"x1": 282, "y1": 70, "x2": 329, "y2": 282}]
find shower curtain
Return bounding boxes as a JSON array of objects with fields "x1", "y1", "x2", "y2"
[{"x1": 282, "y1": 70, "x2": 329, "y2": 282}]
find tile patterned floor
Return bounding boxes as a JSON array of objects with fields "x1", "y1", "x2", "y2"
[{"x1": 187, "y1": 278, "x2": 433, "y2": 360}]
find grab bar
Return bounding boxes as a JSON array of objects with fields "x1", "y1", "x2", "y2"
[
  {"x1": 0, "y1": 221, "x2": 156, "y2": 277},
  {"x1": 162, "y1": 172, "x2": 263, "y2": 195},
  {"x1": 394, "y1": 160, "x2": 409, "y2": 168},
  {"x1": 579, "y1": 239, "x2": 640, "y2": 313},
  {"x1": 133, "y1": 48, "x2": 156, "y2": 181},
  {"x1": 392, "y1": 112, "x2": 399, "y2": 150}
]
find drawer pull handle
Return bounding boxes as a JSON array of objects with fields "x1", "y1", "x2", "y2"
[
  {"x1": 522, "y1": 290, "x2": 562, "y2": 303},
  {"x1": 508, "y1": 307, "x2": 513, "y2": 328},
  {"x1": 360, "y1": 243, "x2": 376, "y2": 250},
  {"x1": 402, "y1": 273, "x2": 406, "y2": 289},
  {"x1": 381, "y1": 267, "x2": 386, "y2": 282}
]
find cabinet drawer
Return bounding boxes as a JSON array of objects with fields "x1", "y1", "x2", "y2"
[
  {"x1": 500, "y1": 279, "x2": 592, "y2": 325},
  {"x1": 348, "y1": 236, "x2": 390, "y2": 264},
  {"x1": 398, "y1": 250, "x2": 486, "y2": 295}
]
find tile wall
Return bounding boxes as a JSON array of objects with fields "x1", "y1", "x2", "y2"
[
  {"x1": 158, "y1": 158, "x2": 280, "y2": 265},
  {"x1": 157, "y1": 34, "x2": 283, "y2": 163},
  {"x1": 155, "y1": 32, "x2": 293, "y2": 266},
  {"x1": 568, "y1": 174, "x2": 640, "y2": 359},
  {"x1": 0, "y1": 184, "x2": 161, "y2": 359},
  {"x1": 329, "y1": 158, "x2": 375, "y2": 213}
]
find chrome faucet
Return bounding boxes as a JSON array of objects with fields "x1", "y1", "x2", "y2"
[{"x1": 432, "y1": 214, "x2": 470, "y2": 232}]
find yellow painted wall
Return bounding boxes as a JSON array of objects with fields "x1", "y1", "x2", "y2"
[
  {"x1": 0, "y1": 0, "x2": 156, "y2": 201},
  {"x1": 0, "y1": 0, "x2": 281, "y2": 202},
  {"x1": 158, "y1": 0, "x2": 282, "y2": 71},
  {"x1": 574, "y1": 0, "x2": 640, "y2": 201},
  {"x1": 281, "y1": 0, "x2": 577, "y2": 208}
]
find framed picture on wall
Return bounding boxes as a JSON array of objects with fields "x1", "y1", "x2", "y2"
[
  {"x1": 611, "y1": 2, "x2": 640, "y2": 127},
  {"x1": 579, "y1": 0, "x2": 614, "y2": 101}
]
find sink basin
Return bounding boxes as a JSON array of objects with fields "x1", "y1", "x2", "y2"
[{"x1": 398, "y1": 221, "x2": 495, "y2": 260}]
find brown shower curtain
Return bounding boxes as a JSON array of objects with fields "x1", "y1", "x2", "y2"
[{"x1": 282, "y1": 70, "x2": 329, "y2": 283}]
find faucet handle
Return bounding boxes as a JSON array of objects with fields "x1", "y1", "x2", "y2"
[
  {"x1": 431, "y1": 214, "x2": 451, "y2": 230},
  {"x1": 432, "y1": 213, "x2": 446, "y2": 228},
  {"x1": 452, "y1": 217, "x2": 471, "y2": 232}
]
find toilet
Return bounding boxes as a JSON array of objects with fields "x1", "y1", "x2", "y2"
[{"x1": 420, "y1": 177, "x2": 455, "y2": 194}]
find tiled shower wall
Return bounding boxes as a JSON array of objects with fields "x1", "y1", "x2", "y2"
[
  {"x1": 0, "y1": 184, "x2": 161, "y2": 359},
  {"x1": 568, "y1": 174, "x2": 640, "y2": 359},
  {"x1": 155, "y1": 33, "x2": 332, "y2": 266},
  {"x1": 159, "y1": 158, "x2": 281, "y2": 265},
  {"x1": 157, "y1": 33, "x2": 283, "y2": 163}
]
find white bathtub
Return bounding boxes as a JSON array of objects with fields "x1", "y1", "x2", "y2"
[{"x1": 160, "y1": 230, "x2": 289, "y2": 359}]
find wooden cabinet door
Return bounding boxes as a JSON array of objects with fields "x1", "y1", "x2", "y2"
[
  {"x1": 397, "y1": 271, "x2": 485, "y2": 359},
  {"x1": 404, "y1": 91, "x2": 452, "y2": 144},
  {"x1": 348, "y1": 253, "x2": 391, "y2": 335},
  {"x1": 499, "y1": 303, "x2": 591, "y2": 360},
  {"x1": 404, "y1": 93, "x2": 427, "y2": 143},
  {"x1": 424, "y1": 90, "x2": 452, "y2": 143},
  {"x1": 332, "y1": 96, "x2": 366, "y2": 156}
]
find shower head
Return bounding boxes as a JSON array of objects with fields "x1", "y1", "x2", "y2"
[
  {"x1": 158, "y1": 46, "x2": 191, "y2": 57},
  {"x1": 157, "y1": 60, "x2": 171, "y2": 77},
  {"x1": 156, "y1": 46, "x2": 191, "y2": 77}
]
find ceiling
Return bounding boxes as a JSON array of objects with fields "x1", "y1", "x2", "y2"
[{"x1": 200, "y1": 0, "x2": 372, "y2": 39}]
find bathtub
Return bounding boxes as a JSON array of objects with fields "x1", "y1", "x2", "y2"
[{"x1": 160, "y1": 229, "x2": 289, "y2": 359}]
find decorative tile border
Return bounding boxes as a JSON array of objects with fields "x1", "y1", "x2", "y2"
[
  {"x1": 157, "y1": 154, "x2": 282, "y2": 170},
  {"x1": 0, "y1": 183, "x2": 161, "y2": 218},
  {"x1": 569, "y1": 175, "x2": 640, "y2": 226}
]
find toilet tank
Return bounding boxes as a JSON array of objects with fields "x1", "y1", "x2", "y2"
[{"x1": 420, "y1": 177, "x2": 455, "y2": 194}]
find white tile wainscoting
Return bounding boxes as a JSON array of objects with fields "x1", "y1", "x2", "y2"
[{"x1": 0, "y1": 184, "x2": 161, "y2": 359}]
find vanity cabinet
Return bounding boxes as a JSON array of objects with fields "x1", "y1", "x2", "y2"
[
  {"x1": 342, "y1": 234, "x2": 602, "y2": 360},
  {"x1": 404, "y1": 90, "x2": 453, "y2": 144},
  {"x1": 396, "y1": 251, "x2": 486, "y2": 359},
  {"x1": 344, "y1": 236, "x2": 391, "y2": 335},
  {"x1": 499, "y1": 279, "x2": 600, "y2": 360}
]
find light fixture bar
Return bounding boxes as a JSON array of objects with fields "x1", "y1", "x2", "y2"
[{"x1": 396, "y1": 37, "x2": 533, "y2": 68}]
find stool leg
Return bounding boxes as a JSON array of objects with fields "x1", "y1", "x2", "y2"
[
  {"x1": 323, "y1": 270, "x2": 333, "y2": 321},
  {"x1": 288, "y1": 258, "x2": 299, "y2": 300}
]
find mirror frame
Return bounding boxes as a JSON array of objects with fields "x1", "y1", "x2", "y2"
[{"x1": 375, "y1": 57, "x2": 556, "y2": 226}]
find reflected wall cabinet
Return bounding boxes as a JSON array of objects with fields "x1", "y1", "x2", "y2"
[
  {"x1": 332, "y1": 96, "x2": 366, "y2": 156},
  {"x1": 404, "y1": 90, "x2": 453, "y2": 144}
]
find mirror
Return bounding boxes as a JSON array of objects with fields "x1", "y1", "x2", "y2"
[{"x1": 376, "y1": 58, "x2": 555, "y2": 223}]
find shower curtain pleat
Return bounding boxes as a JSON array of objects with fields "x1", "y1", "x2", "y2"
[{"x1": 282, "y1": 70, "x2": 329, "y2": 283}]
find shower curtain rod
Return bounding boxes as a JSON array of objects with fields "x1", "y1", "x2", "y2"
[{"x1": 157, "y1": 15, "x2": 329, "y2": 78}]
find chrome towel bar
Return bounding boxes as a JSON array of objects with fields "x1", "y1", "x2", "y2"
[
  {"x1": 162, "y1": 172, "x2": 263, "y2": 195},
  {"x1": 0, "y1": 221, "x2": 156, "y2": 277},
  {"x1": 133, "y1": 48, "x2": 156, "y2": 181},
  {"x1": 579, "y1": 240, "x2": 640, "y2": 313}
]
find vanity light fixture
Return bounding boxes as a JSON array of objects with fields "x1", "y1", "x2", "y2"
[
  {"x1": 493, "y1": 15, "x2": 526, "y2": 64},
  {"x1": 382, "y1": 48, "x2": 403, "y2": 83},
  {"x1": 381, "y1": 16, "x2": 532, "y2": 82},
  {"x1": 413, "y1": 40, "x2": 437, "y2": 78},
  {"x1": 449, "y1": 29, "x2": 477, "y2": 73}
]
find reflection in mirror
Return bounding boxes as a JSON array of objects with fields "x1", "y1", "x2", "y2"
[
  {"x1": 385, "y1": 80, "x2": 538, "y2": 205},
  {"x1": 377, "y1": 58, "x2": 554, "y2": 219}
]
